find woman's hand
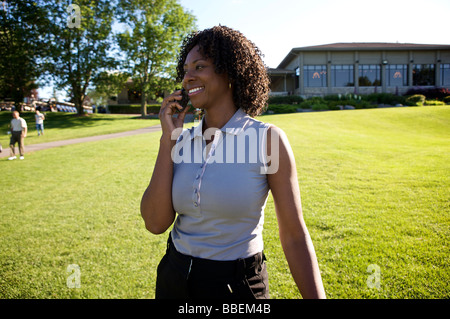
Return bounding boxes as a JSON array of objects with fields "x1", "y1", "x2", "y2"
[{"x1": 159, "y1": 90, "x2": 189, "y2": 141}]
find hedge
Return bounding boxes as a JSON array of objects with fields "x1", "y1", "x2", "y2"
[
  {"x1": 108, "y1": 92, "x2": 449, "y2": 116},
  {"x1": 266, "y1": 104, "x2": 299, "y2": 114},
  {"x1": 362, "y1": 93, "x2": 407, "y2": 105},
  {"x1": 108, "y1": 104, "x2": 160, "y2": 114},
  {"x1": 405, "y1": 87, "x2": 450, "y2": 100},
  {"x1": 424, "y1": 100, "x2": 446, "y2": 106},
  {"x1": 444, "y1": 96, "x2": 450, "y2": 104},
  {"x1": 267, "y1": 95, "x2": 304, "y2": 105},
  {"x1": 405, "y1": 95, "x2": 426, "y2": 106}
]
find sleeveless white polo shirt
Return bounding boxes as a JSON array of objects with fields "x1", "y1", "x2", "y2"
[{"x1": 171, "y1": 108, "x2": 271, "y2": 260}]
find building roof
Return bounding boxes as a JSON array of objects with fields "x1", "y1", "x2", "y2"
[
  {"x1": 277, "y1": 42, "x2": 450, "y2": 68},
  {"x1": 292, "y1": 42, "x2": 450, "y2": 51}
]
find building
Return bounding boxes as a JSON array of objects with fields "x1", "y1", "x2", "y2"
[
  {"x1": 107, "y1": 77, "x2": 166, "y2": 105},
  {"x1": 268, "y1": 43, "x2": 450, "y2": 98}
]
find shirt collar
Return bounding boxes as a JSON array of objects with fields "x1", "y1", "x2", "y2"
[{"x1": 190, "y1": 108, "x2": 249, "y2": 140}]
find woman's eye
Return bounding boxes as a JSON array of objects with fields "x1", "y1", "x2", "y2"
[{"x1": 183, "y1": 64, "x2": 206, "y2": 73}]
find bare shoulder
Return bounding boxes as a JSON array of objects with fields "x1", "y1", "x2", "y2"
[
  {"x1": 265, "y1": 124, "x2": 294, "y2": 158},
  {"x1": 266, "y1": 123, "x2": 302, "y2": 215},
  {"x1": 263, "y1": 124, "x2": 296, "y2": 176}
]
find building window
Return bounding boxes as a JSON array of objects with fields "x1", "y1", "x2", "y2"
[
  {"x1": 358, "y1": 64, "x2": 381, "y2": 86},
  {"x1": 440, "y1": 64, "x2": 450, "y2": 86},
  {"x1": 304, "y1": 65, "x2": 327, "y2": 87},
  {"x1": 295, "y1": 67, "x2": 300, "y2": 89},
  {"x1": 331, "y1": 65, "x2": 354, "y2": 87},
  {"x1": 413, "y1": 64, "x2": 435, "y2": 86},
  {"x1": 386, "y1": 64, "x2": 408, "y2": 87}
]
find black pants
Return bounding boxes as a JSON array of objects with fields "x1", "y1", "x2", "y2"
[
  {"x1": 10, "y1": 131, "x2": 24, "y2": 156},
  {"x1": 155, "y1": 234, "x2": 269, "y2": 299}
]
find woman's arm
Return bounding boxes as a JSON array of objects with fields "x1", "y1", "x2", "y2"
[
  {"x1": 266, "y1": 126, "x2": 326, "y2": 299},
  {"x1": 140, "y1": 91, "x2": 189, "y2": 234}
]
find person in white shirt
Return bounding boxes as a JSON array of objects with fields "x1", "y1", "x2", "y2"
[
  {"x1": 9, "y1": 111, "x2": 27, "y2": 160},
  {"x1": 35, "y1": 110, "x2": 45, "y2": 136},
  {"x1": 141, "y1": 26, "x2": 326, "y2": 299}
]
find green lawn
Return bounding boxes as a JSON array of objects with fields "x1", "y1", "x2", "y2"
[
  {"x1": 0, "y1": 106, "x2": 448, "y2": 299},
  {"x1": 0, "y1": 112, "x2": 160, "y2": 149}
]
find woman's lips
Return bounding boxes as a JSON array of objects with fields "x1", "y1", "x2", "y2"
[{"x1": 188, "y1": 86, "x2": 205, "y2": 96}]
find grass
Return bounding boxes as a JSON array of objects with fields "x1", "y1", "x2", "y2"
[
  {"x1": 0, "y1": 112, "x2": 160, "y2": 149},
  {"x1": 0, "y1": 106, "x2": 449, "y2": 299}
]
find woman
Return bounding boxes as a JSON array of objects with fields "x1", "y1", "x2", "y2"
[
  {"x1": 140, "y1": 26, "x2": 326, "y2": 299},
  {"x1": 35, "y1": 110, "x2": 45, "y2": 136}
]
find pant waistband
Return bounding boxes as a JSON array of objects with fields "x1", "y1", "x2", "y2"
[{"x1": 166, "y1": 234, "x2": 265, "y2": 279}]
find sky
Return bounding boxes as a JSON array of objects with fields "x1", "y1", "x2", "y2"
[
  {"x1": 38, "y1": 0, "x2": 450, "y2": 99},
  {"x1": 179, "y1": 0, "x2": 450, "y2": 68}
]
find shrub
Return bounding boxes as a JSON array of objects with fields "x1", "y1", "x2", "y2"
[
  {"x1": 311, "y1": 103, "x2": 329, "y2": 111},
  {"x1": 363, "y1": 93, "x2": 406, "y2": 105},
  {"x1": 424, "y1": 100, "x2": 445, "y2": 106},
  {"x1": 147, "y1": 105, "x2": 162, "y2": 113},
  {"x1": 327, "y1": 104, "x2": 342, "y2": 111},
  {"x1": 405, "y1": 87, "x2": 450, "y2": 100},
  {"x1": 405, "y1": 95, "x2": 426, "y2": 106},
  {"x1": 298, "y1": 97, "x2": 326, "y2": 109},
  {"x1": 299, "y1": 101, "x2": 313, "y2": 109},
  {"x1": 266, "y1": 104, "x2": 299, "y2": 114},
  {"x1": 308, "y1": 97, "x2": 326, "y2": 104},
  {"x1": 354, "y1": 100, "x2": 373, "y2": 109},
  {"x1": 325, "y1": 101, "x2": 345, "y2": 109},
  {"x1": 325, "y1": 99, "x2": 376, "y2": 110},
  {"x1": 341, "y1": 93, "x2": 361, "y2": 101},
  {"x1": 108, "y1": 104, "x2": 160, "y2": 114},
  {"x1": 444, "y1": 96, "x2": 450, "y2": 105},
  {"x1": 267, "y1": 95, "x2": 304, "y2": 105},
  {"x1": 108, "y1": 104, "x2": 140, "y2": 114},
  {"x1": 323, "y1": 94, "x2": 342, "y2": 101}
]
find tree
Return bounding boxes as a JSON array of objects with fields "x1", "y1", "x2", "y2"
[
  {"x1": 116, "y1": 0, "x2": 196, "y2": 116},
  {"x1": 42, "y1": 0, "x2": 117, "y2": 116},
  {"x1": 89, "y1": 70, "x2": 129, "y2": 111},
  {"x1": 0, "y1": 1, "x2": 49, "y2": 111}
]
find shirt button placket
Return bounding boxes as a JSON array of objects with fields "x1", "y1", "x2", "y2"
[{"x1": 192, "y1": 166, "x2": 203, "y2": 209}]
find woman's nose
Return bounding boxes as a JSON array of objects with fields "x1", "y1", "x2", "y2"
[{"x1": 183, "y1": 69, "x2": 195, "y2": 85}]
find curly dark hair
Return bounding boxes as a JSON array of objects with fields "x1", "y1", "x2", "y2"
[{"x1": 176, "y1": 25, "x2": 270, "y2": 117}]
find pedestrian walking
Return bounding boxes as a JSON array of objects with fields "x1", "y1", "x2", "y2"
[
  {"x1": 35, "y1": 110, "x2": 45, "y2": 136},
  {"x1": 9, "y1": 111, "x2": 27, "y2": 160}
]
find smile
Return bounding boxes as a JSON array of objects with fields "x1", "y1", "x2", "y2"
[{"x1": 188, "y1": 86, "x2": 205, "y2": 95}]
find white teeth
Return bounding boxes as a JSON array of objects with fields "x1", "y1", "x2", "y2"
[{"x1": 189, "y1": 87, "x2": 204, "y2": 94}]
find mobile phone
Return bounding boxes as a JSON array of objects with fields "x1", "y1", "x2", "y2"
[{"x1": 180, "y1": 88, "x2": 190, "y2": 110}]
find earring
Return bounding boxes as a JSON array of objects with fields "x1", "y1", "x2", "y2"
[{"x1": 229, "y1": 83, "x2": 232, "y2": 89}]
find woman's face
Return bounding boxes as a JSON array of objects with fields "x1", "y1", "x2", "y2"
[{"x1": 182, "y1": 45, "x2": 230, "y2": 110}]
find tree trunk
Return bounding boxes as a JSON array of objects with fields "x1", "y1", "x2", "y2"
[
  {"x1": 140, "y1": 82, "x2": 147, "y2": 117},
  {"x1": 77, "y1": 102, "x2": 84, "y2": 115},
  {"x1": 75, "y1": 92, "x2": 85, "y2": 116},
  {"x1": 14, "y1": 102, "x2": 23, "y2": 113},
  {"x1": 13, "y1": 86, "x2": 24, "y2": 112}
]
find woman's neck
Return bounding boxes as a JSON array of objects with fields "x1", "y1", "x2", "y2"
[{"x1": 203, "y1": 106, "x2": 237, "y2": 131}]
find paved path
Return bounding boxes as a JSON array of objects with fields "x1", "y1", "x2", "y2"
[{"x1": 0, "y1": 124, "x2": 162, "y2": 158}]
